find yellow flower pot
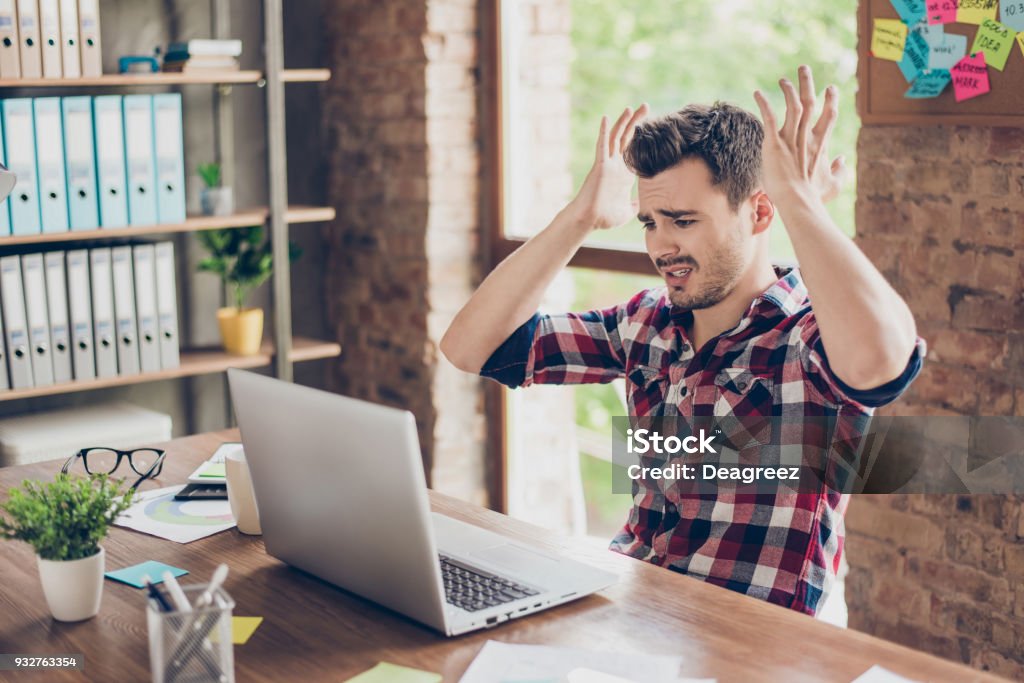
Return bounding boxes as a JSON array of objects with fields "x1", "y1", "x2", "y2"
[{"x1": 217, "y1": 307, "x2": 264, "y2": 356}]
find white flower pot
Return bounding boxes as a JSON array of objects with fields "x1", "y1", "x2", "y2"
[
  {"x1": 200, "y1": 187, "x2": 235, "y2": 216},
  {"x1": 36, "y1": 546, "x2": 105, "y2": 622}
]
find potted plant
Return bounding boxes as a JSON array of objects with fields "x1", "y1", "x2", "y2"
[
  {"x1": 197, "y1": 226, "x2": 301, "y2": 355},
  {"x1": 0, "y1": 474, "x2": 134, "y2": 622},
  {"x1": 198, "y1": 162, "x2": 234, "y2": 216}
]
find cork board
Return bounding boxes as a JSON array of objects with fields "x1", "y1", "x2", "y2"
[{"x1": 858, "y1": 0, "x2": 1024, "y2": 125}]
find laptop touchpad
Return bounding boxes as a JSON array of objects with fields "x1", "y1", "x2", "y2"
[{"x1": 469, "y1": 544, "x2": 559, "y2": 576}]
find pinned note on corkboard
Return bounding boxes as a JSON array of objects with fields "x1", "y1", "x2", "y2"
[{"x1": 858, "y1": 0, "x2": 1024, "y2": 124}]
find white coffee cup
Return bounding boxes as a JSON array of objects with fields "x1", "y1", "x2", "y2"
[{"x1": 225, "y1": 448, "x2": 261, "y2": 535}]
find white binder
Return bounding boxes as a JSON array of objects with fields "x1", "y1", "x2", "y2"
[
  {"x1": 110, "y1": 245, "x2": 138, "y2": 375},
  {"x1": 21, "y1": 254, "x2": 54, "y2": 386},
  {"x1": 154, "y1": 242, "x2": 179, "y2": 369},
  {"x1": 76, "y1": 0, "x2": 99, "y2": 76},
  {"x1": 88, "y1": 248, "x2": 116, "y2": 377},
  {"x1": 0, "y1": 295, "x2": 10, "y2": 390},
  {"x1": 0, "y1": 255, "x2": 33, "y2": 388},
  {"x1": 57, "y1": 0, "x2": 79, "y2": 77},
  {"x1": 38, "y1": 0, "x2": 60, "y2": 78},
  {"x1": 0, "y1": 0, "x2": 21, "y2": 78},
  {"x1": 14, "y1": 0, "x2": 40, "y2": 79},
  {"x1": 131, "y1": 244, "x2": 159, "y2": 373},
  {"x1": 43, "y1": 251, "x2": 72, "y2": 383},
  {"x1": 65, "y1": 249, "x2": 94, "y2": 380}
]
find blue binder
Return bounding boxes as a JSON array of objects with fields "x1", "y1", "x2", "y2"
[
  {"x1": 92, "y1": 95, "x2": 129, "y2": 228},
  {"x1": 152, "y1": 93, "x2": 186, "y2": 224},
  {"x1": 33, "y1": 97, "x2": 70, "y2": 234},
  {"x1": 1, "y1": 99, "x2": 41, "y2": 235},
  {"x1": 0, "y1": 112, "x2": 10, "y2": 236},
  {"x1": 62, "y1": 96, "x2": 100, "y2": 231},
  {"x1": 122, "y1": 95, "x2": 158, "y2": 226}
]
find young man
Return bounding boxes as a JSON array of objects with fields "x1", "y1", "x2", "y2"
[{"x1": 441, "y1": 67, "x2": 924, "y2": 615}]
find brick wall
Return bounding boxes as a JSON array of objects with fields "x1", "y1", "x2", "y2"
[
  {"x1": 847, "y1": 126, "x2": 1024, "y2": 678},
  {"x1": 322, "y1": 0, "x2": 486, "y2": 502}
]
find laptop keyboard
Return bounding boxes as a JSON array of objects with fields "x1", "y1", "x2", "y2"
[{"x1": 439, "y1": 555, "x2": 540, "y2": 612}]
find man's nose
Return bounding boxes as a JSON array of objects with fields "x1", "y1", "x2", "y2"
[{"x1": 647, "y1": 224, "x2": 680, "y2": 263}]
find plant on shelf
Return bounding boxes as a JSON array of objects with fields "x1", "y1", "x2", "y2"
[
  {"x1": 198, "y1": 161, "x2": 234, "y2": 216},
  {"x1": 197, "y1": 226, "x2": 301, "y2": 356},
  {"x1": 0, "y1": 474, "x2": 134, "y2": 622}
]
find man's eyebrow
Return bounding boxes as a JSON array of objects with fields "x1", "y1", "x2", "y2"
[{"x1": 636, "y1": 209, "x2": 700, "y2": 222}]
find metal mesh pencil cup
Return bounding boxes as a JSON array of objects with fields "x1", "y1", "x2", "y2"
[{"x1": 146, "y1": 584, "x2": 235, "y2": 683}]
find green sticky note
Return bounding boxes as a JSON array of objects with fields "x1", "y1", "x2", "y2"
[
  {"x1": 343, "y1": 662, "x2": 442, "y2": 683},
  {"x1": 199, "y1": 463, "x2": 226, "y2": 478},
  {"x1": 971, "y1": 18, "x2": 1017, "y2": 70}
]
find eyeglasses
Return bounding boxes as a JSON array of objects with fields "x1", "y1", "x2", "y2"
[{"x1": 61, "y1": 447, "x2": 167, "y2": 490}]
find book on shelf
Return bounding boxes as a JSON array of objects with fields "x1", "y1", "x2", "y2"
[
  {"x1": 166, "y1": 39, "x2": 243, "y2": 59},
  {"x1": 162, "y1": 56, "x2": 240, "y2": 73}
]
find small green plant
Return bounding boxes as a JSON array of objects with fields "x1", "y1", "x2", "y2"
[
  {"x1": 0, "y1": 474, "x2": 134, "y2": 561},
  {"x1": 197, "y1": 226, "x2": 301, "y2": 310},
  {"x1": 197, "y1": 162, "x2": 222, "y2": 189}
]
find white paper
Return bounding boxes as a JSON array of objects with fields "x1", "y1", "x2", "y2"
[
  {"x1": 458, "y1": 641, "x2": 709, "y2": 683},
  {"x1": 114, "y1": 485, "x2": 235, "y2": 543},
  {"x1": 850, "y1": 665, "x2": 921, "y2": 683}
]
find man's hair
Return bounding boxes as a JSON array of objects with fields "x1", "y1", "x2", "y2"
[{"x1": 624, "y1": 102, "x2": 764, "y2": 210}]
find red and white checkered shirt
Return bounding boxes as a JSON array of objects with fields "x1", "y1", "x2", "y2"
[{"x1": 482, "y1": 268, "x2": 925, "y2": 615}]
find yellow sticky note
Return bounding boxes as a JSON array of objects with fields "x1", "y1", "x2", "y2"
[
  {"x1": 957, "y1": 0, "x2": 998, "y2": 24},
  {"x1": 343, "y1": 662, "x2": 442, "y2": 683},
  {"x1": 209, "y1": 616, "x2": 263, "y2": 644},
  {"x1": 1017, "y1": 32, "x2": 1024, "y2": 58},
  {"x1": 872, "y1": 18, "x2": 909, "y2": 61}
]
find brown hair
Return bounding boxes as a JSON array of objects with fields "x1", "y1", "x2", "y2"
[{"x1": 624, "y1": 102, "x2": 763, "y2": 210}]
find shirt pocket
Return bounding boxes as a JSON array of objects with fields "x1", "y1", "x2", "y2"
[
  {"x1": 626, "y1": 364, "x2": 669, "y2": 416},
  {"x1": 713, "y1": 368, "x2": 775, "y2": 452}
]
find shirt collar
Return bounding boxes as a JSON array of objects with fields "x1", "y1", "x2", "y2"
[{"x1": 668, "y1": 266, "x2": 809, "y2": 332}]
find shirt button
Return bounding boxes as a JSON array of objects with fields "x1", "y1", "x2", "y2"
[
  {"x1": 737, "y1": 381, "x2": 748, "y2": 391},
  {"x1": 681, "y1": 343, "x2": 691, "y2": 352},
  {"x1": 666, "y1": 503, "x2": 676, "y2": 514}
]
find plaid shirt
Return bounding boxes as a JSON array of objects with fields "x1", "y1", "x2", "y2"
[{"x1": 482, "y1": 268, "x2": 925, "y2": 615}]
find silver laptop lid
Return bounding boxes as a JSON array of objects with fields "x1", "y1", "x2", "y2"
[{"x1": 227, "y1": 369, "x2": 448, "y2": 631}]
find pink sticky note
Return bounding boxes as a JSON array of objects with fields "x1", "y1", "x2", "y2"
[
  {"x1": 927, "y1": 0, "x2": 958, "y2": 23},
  {"x1": 951, "y1": 52, "x2": 990, "y2": 101}
]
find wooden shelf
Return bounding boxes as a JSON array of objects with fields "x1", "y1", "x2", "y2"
[
  {"x1": 0, "y1": 69, "x2": 331, "y2": 88},
  {"x1": 0, "y1": 206, "x2": 335, "y2": 247},
  {"x1": 0, "y1": 336, "x2": 341, "y2": 402}
]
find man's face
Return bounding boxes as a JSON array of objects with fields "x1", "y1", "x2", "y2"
[{"x1": 638, "y1": 159, "x2": 754, "y2": 310}]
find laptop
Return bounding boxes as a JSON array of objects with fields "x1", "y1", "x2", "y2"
[{"x1": 227, "y1": 369, "x2": 616, "y2": 636}]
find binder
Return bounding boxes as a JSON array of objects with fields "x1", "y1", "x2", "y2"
[
  {"x1": 14, "y1": 0, "x2": 40, "y2": 78},
  {"x1": 0, "y1": 111, "x2": 9, "y2": 236},
  {"x1": 43, "y1": 251, "x2": 72, "y2": 383},
  {"x1": 152, "y1": 93, "x2": 186, "y2": 224},
  {"x1": 123, "y1": 95, "x2": 157, "y2": 226},
  {"x1": 0, "y1": 0, "x2": 20, "y2": 78},
  {"x1": 57, "y1": 0, "x2": 79, "y2": 77},
  {"x1": 92, "y1": 95, "x2": 128, "y2": 227},
  {"x1": 0, "y1": 255, "x2": 33, "y2": 388},
  {"x1": 88, "y1": 248, "x2": 116, "y2": 377},
  {"x1": 0, "y1": 293, "x2": 10, "y2": 390},
  {"x1": 65, "y1": 249, "x2": 94, "y2": 379},
  {"x1": 1, "y1": 99, "x2": 40, "y2": 236},
  {"x1": 38, "y1": 0, "x2": 59, "y2": 77},
  {"x1": 110, "y1": 245, "x2": 139, "y2": 375},
  {"x1": 21, "y1": 253, "x2": 54, "y2": 386},
  {"x1": 132, "y1": 244, "x2": 160, "y2": 372},
  {"x1": 34, "y1": 97, "x2": 70, "y2": 233},
  {"x1": 62, "y1": 96, "x2": 99, "y2": 230},
  {"x1": 76, "y1": 0, "x2": 100, "y2": 77},
  {"x1": 154, "y1": 242, "x2": 179, "y2": 369}
]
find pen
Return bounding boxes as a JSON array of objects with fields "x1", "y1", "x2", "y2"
[
  {"x1": 141, "y1": 574, "x2": 173, "y2": 613},
  {"x1": 194, "y1": 564, "x2": 229, "y2": 609},
  {"x1": 162, "y1": 570, "x2": 192, "y2": 613}
]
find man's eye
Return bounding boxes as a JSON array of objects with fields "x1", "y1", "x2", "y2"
[
  {"x1": 675, "y1": 219, "x2": 696, "y2": 228},
  {"x1": 642, "y1": 223, "x2": 656, "y2": 231}
]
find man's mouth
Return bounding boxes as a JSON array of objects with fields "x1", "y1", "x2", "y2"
[{"x1": 662, "y1": 267, "x2": 693, "y2": 286}]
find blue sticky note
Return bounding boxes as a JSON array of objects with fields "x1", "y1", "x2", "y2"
[
  {"x1": 891, "y1": 0, "x2": 927, "y2": 23},
  {"x1": 899, "y1": 30, "x2": 931, "y2": 81},
  {"x1": 104, "y1": 561, "x2": 188, "y2": 588},
  {"x1": 929, "y1": 32, "x2": 968, "y2": 69},
  {"x1": 905, "y1": 69, "x2": 952, "y2": 98}
]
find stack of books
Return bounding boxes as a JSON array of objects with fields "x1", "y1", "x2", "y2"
[{"x1": 162, "y1": 39, "x2": 242, "y2": 73}]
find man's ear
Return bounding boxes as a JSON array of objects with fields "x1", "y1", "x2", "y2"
[{"x1": 750, "y1": 191, "x2": 774, "y2": 235}]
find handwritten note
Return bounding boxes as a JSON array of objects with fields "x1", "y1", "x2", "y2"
[
  {"x1": 957, "y1": 0, "x2": 998, "y2": 23},
  {"x1": 951, "y1": 52, "x2": 990, "y2": 101},
  {"x1": 1000, "y1": 0, "x2": 1024, "y2": 31},
  {"x1": 929, "y1": 32, "x2": 968, "y2": 68},
  {"x1": 872, "y1": 18, "x2": 909, "y2": 60},
  {"x1": 899, "y1": 30, "x2": 932, "y2": 80},
  {"x1": 891, "y1": 0, "x2": 928, "y2": 23},
  {"x1": 971, "y1": 18, "x2": 1016, "y2": 70},
  {"x1": 927, "y1": 0, "x2": 959, "y2": 23},
  {"x1": 905, "y1": 69, "x2": 952, "y2": 97}
]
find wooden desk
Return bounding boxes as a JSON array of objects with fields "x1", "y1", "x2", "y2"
[{"x1": 0, "y1": 431, "x2": 1004, "y2": 682}]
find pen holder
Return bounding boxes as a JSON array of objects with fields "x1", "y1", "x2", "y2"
[{"x1": 147, "y1": 584, "x2": 235, "y2": 683}]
